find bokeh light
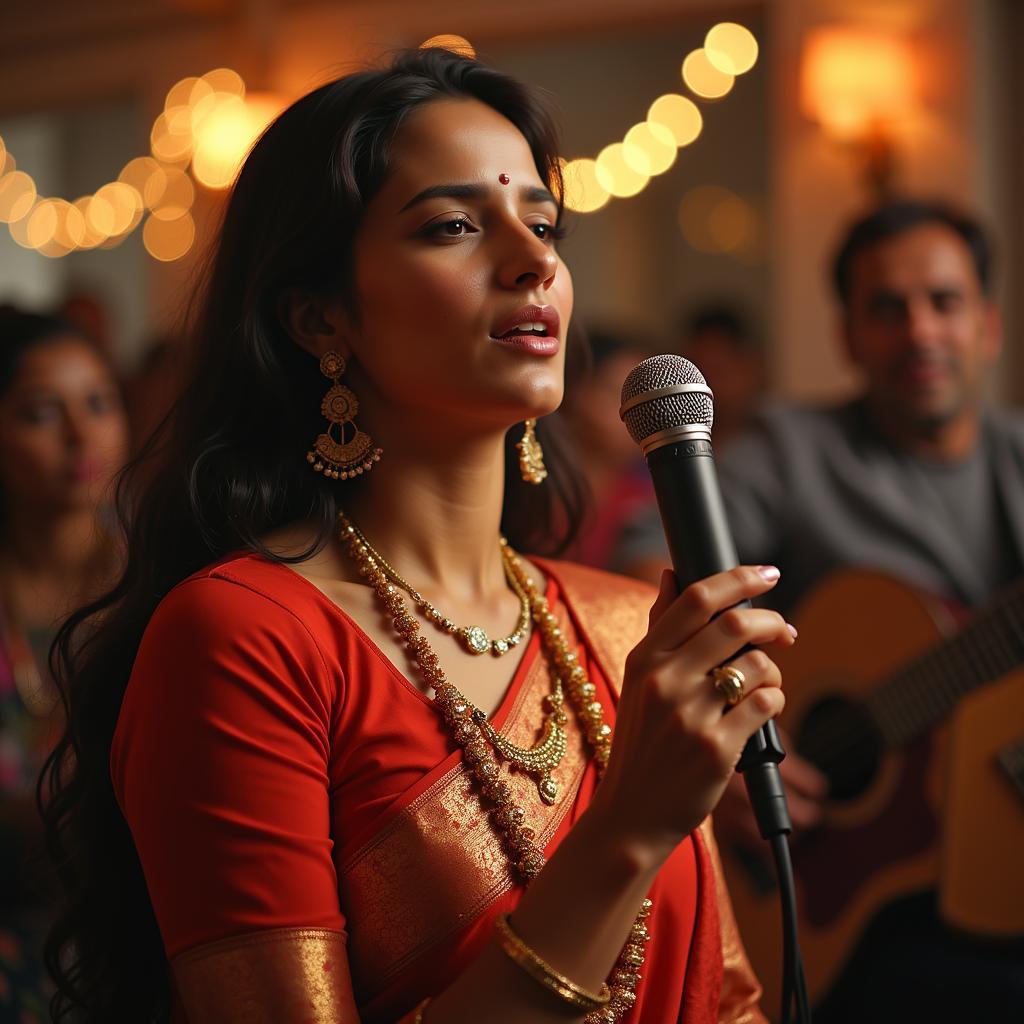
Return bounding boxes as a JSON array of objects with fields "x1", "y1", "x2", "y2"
[
  {"x1": 682, "y1": 49, "x2": 735, "y2": 99},
  {"x1": 420, "y1": 34, "x2": 476, "y2": 58},
  {"x1": 93, "y1": 182, "x2": 143, "y2": 237},
  {"x1": 647, "y1": 94, "x2": 703, "y2": 147},
  {"x1": 25, "y1": 199, "x2": 59, "y2": 249},
  {"x1": 561, "y1": 158, "x2": 611, "y2": 213},
  {"x1": 199, "y1": 67, "x2": 245, "y2": 98},
  {"x1": 73, "y1": 196, "x2": 108, "y2": 249},
  {"x1": 143, "y1": 210, "x2": 195, "y2": 261},
  {"x1": 151, "y1": 109, "x2": 195, "y2": 164},
  {"x1": 679, "y1": 185, "x2": 759, "y2": 255},
  {"x1": 191, "y1": 92, "x2": 281, "y2": 189},
  {"x1": 595, "y1": 143, "x2": 649, "y2": 198},
  {"x1": 705, "y1": 23, "x2": 759, "y2": 75},
  {"x1": 120, "y1": 156, "x2": 166, "y2": 204},
  {"x1": 623, "y1": 122, "x2": 676, "y2": 176},
  {"x1": 0, "y1": 171, "x2": 37, "y2": 223},
  {"x1": 148, "y1": 166, "x2": 194, "y2": 218}
]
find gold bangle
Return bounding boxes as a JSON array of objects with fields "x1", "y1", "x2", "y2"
[{"x1": 492, "y1": 913, "x2": 612, "y2": 1012}]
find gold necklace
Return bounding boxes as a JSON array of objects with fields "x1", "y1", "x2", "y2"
[
  {"x1": 338, "y1": 513, "x2": 651, "y2": 1023},
  {"x1": 346, "y1": 520, "x2": 531, "y2": 656},
  {"x1": 341, "y1": 514, "x2": 566, "y2": 804}
]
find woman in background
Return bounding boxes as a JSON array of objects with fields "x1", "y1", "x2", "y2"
[
  {"x1": 0, "y1": 306, "x2": 127, "y2": 1022},
  {"x1": 43, "y1": 50, "x2": 793, "y2": 1023}
]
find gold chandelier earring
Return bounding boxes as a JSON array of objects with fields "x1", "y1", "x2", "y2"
[
  {"x1": 306, "y1": 351, "x2": 383, "y2": 480},
  {"x1": 516, "y1": 418, "x2": 547, "y2": 485}
]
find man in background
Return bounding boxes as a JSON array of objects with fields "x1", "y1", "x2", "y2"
[{"x1": 621, "y1": 199, "x2": 1024, "y2": 1020}]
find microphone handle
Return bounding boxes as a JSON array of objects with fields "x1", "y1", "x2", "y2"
[{"x1": 647, "y1": 439, "x2": 792, "y2": 839}]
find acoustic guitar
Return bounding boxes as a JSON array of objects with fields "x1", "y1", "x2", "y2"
[{"x1": 720, "y1": 570, "x2": 1024, "y2": 1018}]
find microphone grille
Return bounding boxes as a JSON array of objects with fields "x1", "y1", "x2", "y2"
[{"x1": 620, "y1": 354, "x2": 714, "y2": 446}]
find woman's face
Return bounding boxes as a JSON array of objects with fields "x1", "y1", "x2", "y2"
[
  {"x1": 345, "y1": 97, "x2": 573, "y2": 435},
  {"x1": 0, "y1": 337, "x2": 129, "y2": 517}
]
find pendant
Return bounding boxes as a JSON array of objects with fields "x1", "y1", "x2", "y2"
[
  {"x1": 462, "y1": 625, "x2": 491, "y2": 655},
  {"x1": 538, "y1": 774, "x2": 559, "y2": 805}
]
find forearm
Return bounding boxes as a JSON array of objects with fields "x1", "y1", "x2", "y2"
[{"x1": 425, "y1": 802, "x2": 668, "y2": 1024}]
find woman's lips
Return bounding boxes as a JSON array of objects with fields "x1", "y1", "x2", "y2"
[{"x1": 489, "y1": 333, "x2": 561, "y2": 356}]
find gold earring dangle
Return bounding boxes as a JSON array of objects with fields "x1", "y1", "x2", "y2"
[
  {"x1": 306, "y1": 351, "x2": 383, "y2": 480},
  {"x1": 517, "y1": 418, "x2": 547, "y2": 484}
]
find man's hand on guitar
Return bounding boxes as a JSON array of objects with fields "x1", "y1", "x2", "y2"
[{"x1": 714, "y1": 736, "x2": 828, "y2": 850}]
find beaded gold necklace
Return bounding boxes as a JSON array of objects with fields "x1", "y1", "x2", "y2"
[
  {"x1": 346, "y1": 519, "x2": 532, "y2": 657},
  {"x1": 338, "y1": 513, "x2": 651, "y2": 1022}
]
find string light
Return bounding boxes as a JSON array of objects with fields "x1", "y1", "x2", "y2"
[
  {"x1": 562, "y1": 20, "x2": 757, "y2": 215},
  {"x1": 420, "y1": 34, "x2": 476, "y2": 58},
  {"x1": 0, "y1": 64, "x2": 272, "y2": 260},
  {"x1": 705, "y1": 23, "x2": 759, "y2": 76},
  {"x1": 647, "y1": 94, "x2": 703, "y2": 147},
  {"x1": 682, "y1": 49, "x2": 735, "y2": 99},
  {"x1": 1, "y1": 20, "x2": 760, "y2": 255}
]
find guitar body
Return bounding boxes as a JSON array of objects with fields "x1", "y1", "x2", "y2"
[
  {"x1": 942, "y1": 669, "x2": 1024, "y2": 934},
  {"x1": 722, "y1": 570, "x2": 958, "y2": 1017}
]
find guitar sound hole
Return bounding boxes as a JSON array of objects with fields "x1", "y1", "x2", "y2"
[{"x1": 795, "y1": 697, "x2": 883, "y2": 802}]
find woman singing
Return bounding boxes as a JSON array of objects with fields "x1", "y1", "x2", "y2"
[{"x1": 43, "y1": 49, "x2": 792, "y2": 1023}]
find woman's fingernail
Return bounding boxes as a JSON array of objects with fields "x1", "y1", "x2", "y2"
[
  {"x1": 787, "y1": 623, "x2": 799, "y2": 638},
  {"x1": 758, "y1": 565, "x2": 781, "y2": 582}
]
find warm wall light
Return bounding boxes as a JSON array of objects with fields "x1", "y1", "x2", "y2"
[{"x1": 800, "y1": 26, "x2": 917, "y2": 196}]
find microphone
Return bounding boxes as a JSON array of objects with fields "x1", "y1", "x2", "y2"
[{"x1": 620, "y1": 354, "x2": 791, "y2": 840}]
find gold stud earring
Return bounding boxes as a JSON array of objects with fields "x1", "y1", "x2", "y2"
[
  {"x1": 306, "y1": 351, "x2": 383, "y2": 480},
  {"x1": 516, "y1": 418, "x2": 547, "y2": 485}
]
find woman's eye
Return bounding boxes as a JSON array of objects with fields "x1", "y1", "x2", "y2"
[
  {"x1": 429, "y1": 217, "x2": 474, "y2": 239},
  {"x1": 531, "y1": 223, "x2": 566, "y2": 243}
]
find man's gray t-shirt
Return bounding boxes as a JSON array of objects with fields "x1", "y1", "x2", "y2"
[{"x1": 615, "y1": 400, "x2": 1024, "y2": 615}]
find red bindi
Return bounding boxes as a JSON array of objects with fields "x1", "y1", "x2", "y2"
[{"x1": 498, "y1": 173, "x2": 510, "y2": 185}]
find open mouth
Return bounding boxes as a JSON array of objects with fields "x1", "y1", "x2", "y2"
[{"x1": 492, "y1": 322, "x2": 552, "y2": 340}]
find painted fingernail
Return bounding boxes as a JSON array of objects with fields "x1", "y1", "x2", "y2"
[
  {"x1": 758, "y1": 565, "x2": 781, "y2": 582},
  {"x1": 787, "y1": 623, "x2": 799, "y2": 638}
]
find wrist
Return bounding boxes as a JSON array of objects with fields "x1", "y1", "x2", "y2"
[{"x1": 574, "y1": 795, "x2": 675, "y2": 880}]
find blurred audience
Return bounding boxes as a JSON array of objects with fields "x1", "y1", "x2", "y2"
[
  {"x1": 559, "y1": 329, "x2": 653, "y2": 571},
  {"x1": 676, "y1": 302, "x2": 764, "y2": 450},
  {"x1": 0, "y1": 305, "x2": 128, "y2": 1022},
  {"x1": 56, "y1": 290, "x2": 113, "y2": 361},
  {"x1": 123, "y1": 332, "x2": 187, "y2": 458}
]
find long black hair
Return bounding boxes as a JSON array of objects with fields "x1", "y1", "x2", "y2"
[{"x1": 41, "y1": 47, "x2": 585, "y2": 1022}]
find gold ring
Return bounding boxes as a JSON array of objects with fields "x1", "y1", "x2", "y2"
[{"x1": 711, "y1": 665, "x2": 746, "y2": 706}]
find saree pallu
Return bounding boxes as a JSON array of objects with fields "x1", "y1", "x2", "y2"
[{"x1": 113, "y1": 554, "x2": 764, "y2": 1023}]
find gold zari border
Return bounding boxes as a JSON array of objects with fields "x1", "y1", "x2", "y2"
[
  {"x1": 172, "y1": 927, "x2": 356, "y2": 1023},
  {"x1": 338, "y1": 630, "x2": 588, "y2": 998}
]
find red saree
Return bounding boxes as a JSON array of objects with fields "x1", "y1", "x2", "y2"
[{"x1": 111, "y1": 553, "x2": 765, "y2": 1023}]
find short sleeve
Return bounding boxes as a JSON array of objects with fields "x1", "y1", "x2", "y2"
[{"x1": 111, "y1": 574, "x2": 344, "y2": 959}]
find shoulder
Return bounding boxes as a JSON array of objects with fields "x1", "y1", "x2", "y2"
[
  {"x1": 986, "y1": 406, "x2": 1024, "y2": 448},
  {"x1": 142, "y1": 552, "x2": 341, "y2": 669}
]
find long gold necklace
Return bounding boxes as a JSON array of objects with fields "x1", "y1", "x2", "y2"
[
  {"x1": 338, "y1": 514, "x2": 651, "y2": 1022},
  {"x1": 346, "y1": 520, "x2": 531, "y2": 656},
  {"x1": 340, "y1": 514, "x2": 566, "y2": 804}
]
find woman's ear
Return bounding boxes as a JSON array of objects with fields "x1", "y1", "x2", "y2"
[{"x1": 278, "y1": 288, "x2": 350, "y2": 360}]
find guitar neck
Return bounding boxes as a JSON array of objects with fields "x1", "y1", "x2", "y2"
[{"x1": 866, "y1": 582, "x2": 1024, "y2": 748}]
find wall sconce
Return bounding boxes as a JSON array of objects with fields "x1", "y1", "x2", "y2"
[{"x1": 799, "y1": 26, "x2": 917, "y2": 198}]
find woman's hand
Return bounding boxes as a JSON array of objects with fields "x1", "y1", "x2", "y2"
[{"x1": 589, "y1": 566, "x2": 795, "y2": 862}]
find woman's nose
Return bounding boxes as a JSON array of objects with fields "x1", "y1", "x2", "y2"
[{"x1": 498, "y1": 225, "x2": 558, "y2": 291}]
